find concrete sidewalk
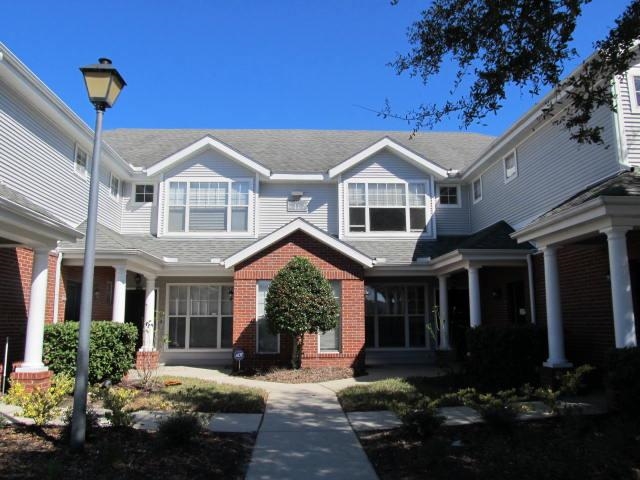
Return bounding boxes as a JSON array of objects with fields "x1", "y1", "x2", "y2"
[{"x1": 246, "y1": 383, "x2": 378, "y2": 480}]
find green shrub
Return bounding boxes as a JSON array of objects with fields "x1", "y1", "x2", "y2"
[
  {"x1": 5, "y1": 373, "x2": 74, "y2": 425},
  {"x1": 466, "y1": 324, "x2": 547, "y2": 389},
  {"x1": 157, "y1": 410, "x2": 203, "y2": 447},
  {"x1": 400, "y1": 397, "x2": 444, "y2": 438},
  {"x1": 43, "y1": 321, "x2": 138, "y2": 384},
  {"x1": 62, "y1": 406, "x2": 101, "y2": 441},
  {"x1": 100, "y1": 387, "x2": 137, "y2": 427},
  {"x1": 606, "y1": 347, "x2": 640, "y2": 415},
  {"x1": 559, "y1": 364, "x2": 595, "y2": 396},
  {"x1": 472, "y1": 389, "x2": 522, "y2": 431}
]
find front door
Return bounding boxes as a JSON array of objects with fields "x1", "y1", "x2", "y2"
[
  {"x1": 64, "y1": 281, "x2": 81, "y2": 321},
  {"x1": 125, "y1": 290, "x2": 146, "y2": 350}
]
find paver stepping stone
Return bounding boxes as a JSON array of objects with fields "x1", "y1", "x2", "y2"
[
  {"x1": 438, "y1": 406, "x2": 483, "y2": 426},
  {"x1": 347, "y1": 411, "x2": 402, "y2": 431},
  {"x1": 131, "y1": 410, "x2": 170, "y2": 431},
  {"x1": 518, "y1": 401, "x2": 554, "y2": 420},
  {"x1": 208, "y1": 413, "x2": 263, "y2": 433}
]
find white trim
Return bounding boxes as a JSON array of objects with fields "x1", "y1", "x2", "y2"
[
  {"x1": 627, "y1": 68, "x2": 640, "y2": 114},
  {"x1": 437, "y1": 184, "x2": 461, "y2": 208},
  {"x1": 472, "y1": 177, "x2": 483, "y2": 204},
  {"x1": 328, "y1": 137, "x2": 450, "y2": 179},
  {"x1": 146, "y1": 136, "x2": 271, "y2": 177},
  {"x1": 503, "y1": 149, "x2": 518, "y2": 184},
  {"x1": 223, "y1": 218, "x2": 375, "y2": 268},
  {"x1": 270, "y1": 173, "x2": 327, "y2": 181}
]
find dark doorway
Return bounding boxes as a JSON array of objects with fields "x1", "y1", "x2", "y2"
[
  {"x1": 125, "y1": 290, "x2": 145, "y2": 350},
  {"x1": 506, "y1": 281, "x2": 527, "y2": 324},
  {"x1": 449, "y1": 289, "x2": 470, "y2": 360},
  {"x1": 64, "y1": 281, "x2": 81, "y2": 321}
]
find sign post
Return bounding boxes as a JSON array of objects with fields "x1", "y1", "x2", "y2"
[{"x1": 233, "y1": 348, "x2": 245, "y2": 371}]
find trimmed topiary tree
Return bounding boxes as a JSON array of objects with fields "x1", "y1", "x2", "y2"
[{"x1": 265, "y1": 256, "x2": 339, "y2": 369}]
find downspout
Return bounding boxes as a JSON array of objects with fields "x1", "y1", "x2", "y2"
[
  {"x1": 526, "y1": 253, "x2": 537, "y2": 325},
  {"x1": 52, "y1": 250, "x2": 63, "y2": 323}
]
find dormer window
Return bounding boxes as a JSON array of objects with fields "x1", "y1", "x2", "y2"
[
  {"x1": 167, "y1": 180, "x2": 250, "y2": 233},
  {"x1": 347, "y1": 181, "x2": 429, "y2": 233}
]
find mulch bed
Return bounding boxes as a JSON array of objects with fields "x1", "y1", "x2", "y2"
[
  {"x1": 236, "y1": 367, "x2": 363, "y2": 383},
  {"x1": 358, "y1": 415, "x2": 640, "y2": 480},
  {"x1": 0, "y1": 425, "x2": 254, "y2": 479}
]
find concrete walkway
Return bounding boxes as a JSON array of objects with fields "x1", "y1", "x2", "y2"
[{"x1": 246, "y1": 383, "x2": 378, "y2": 480}]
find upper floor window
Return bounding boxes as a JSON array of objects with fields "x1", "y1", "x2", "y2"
[
  {"x1": 109, "y1": 173, "x2": 120, "y2": 198},
  {"x1": 438, "y1": 185, "x2": 460, "y2": 207},
  {"x1": 74, "y1": 145, "x2": 88, "y2": 178},
  {"x1": 628, "y1": 70, "x2": 640, "y2": 113},
  {"x1": 472, "y1": 177, "x2": 482, "y2": 203},
  {"x1": 347, "y1": 181, "x2": 428, "y2": 233},
  {"x1": 167, "y1": 180, "x2": 250, "y2": 233},
  {"x1": 503, "y1": 150, "x2": 518, "y2": 183},
  {"x1": 135, "y1": 184, "x2": 154, "y2": 203}
]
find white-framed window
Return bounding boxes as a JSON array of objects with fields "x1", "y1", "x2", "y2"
[
  {"x1": 347, "y1": 180, "x2": 430, "y2": 233},
  {"x1": 166, "y1": 284, "x2": 233, "y2": 350},
  {"x1": 109, "y1": 173, "x2": 120, "y2": 199},
  {"x1": 74, "y1": 144, "x2": 88, "y2": 178},
  {"x1": 627, "y1": 69, "x2": 640, "y2": 113},
  {"x1": 319, "y1": 281, "x2": 341, "y2": 352},
  {"x1": 257, "y1": 280, "x2": 279, "y2": 353},
  {"x1": 134, "y1": 184, "x2": 154, "y2": 203},
  {"x1": 166, "y1": 179, "x2": 251, "y2": 233},
  {"x1": 365, "y1": 285, "x2": 427, "y2": 349},
  {"x1": 503, "y1": 150, "x2": 518, "y2": 183},
  {"x1": 438, "y1": 185, "x2": 460, "y2": 207},
  {"x1": 472, "y1": 177, "x2": 482, "y2": 203}
]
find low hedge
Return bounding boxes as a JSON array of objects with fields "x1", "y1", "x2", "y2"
[
  {"x1": 606, "y1": 346, "x2": 640, "y2": 415},
  {"x1": 466, "y1": 324, "x2": 547, "y2": 390},
  {"x1": 43, "y1": 321, "x2": 138, "y2": 384}
]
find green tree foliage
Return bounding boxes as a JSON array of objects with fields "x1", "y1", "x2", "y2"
[
  {"x1": 389, "y1": 0, "x2": 640, "y2": 144},
  {"x1": 265, "y1": 257, "x2": 339, "y2": 369}
]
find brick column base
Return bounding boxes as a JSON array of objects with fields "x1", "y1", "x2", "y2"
[
  {"x1": 10, "y1": 369, "x2": 53, "y2": 393},
  {"x1": 135, "y1": 351, "x2": 160, "y2": 371}
]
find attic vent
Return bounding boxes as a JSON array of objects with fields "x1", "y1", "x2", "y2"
[{"x1": 287, "y1": 192, "x2": 310, "y2": 213}]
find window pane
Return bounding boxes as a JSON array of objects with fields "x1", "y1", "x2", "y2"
[
  {"x1": 167, "y1": 317, "x2": 186, "y2": 349},
  {"x1": 257, "y1": 281, "x2": 277, "y2": 353},
  {"x1": 190, "y1": 182, "x2": 227, "y2": 206},
  {"x1": 365, "y1": 316, "x2": 375, "y2": 347},
  {"x1": 190, "y1": 286, "x2": 218, "y2": 316},
  {"x1": 135, "y1": 184, "x2": 154, "y2": 203},
  {"x1": 410, "y1": 208, "x2": 426, "y2": 231},
  {"x1": 473, "y1": 179, "x2": 482, "y2": 200},
  {"x1": 408, "y1": 184, "x2": 426, "y2": 206},
  {"x1": 168, "y1": 207, "x2": 185, "y2": 232},
  {"x1": 190, "y1": 207, "x2": 227, "y2": 231},
  {"x1": 376, "y1": 287, "x2": 404, "y2": 315},
  {"x1": 190, "y1": 317, "x2": 217, "y2": 348},
  {"x1": 378, "y1": 316, "x2": 405, "y2": 347},
  {"x1": 320, "y1": 281, "x2": 341, "y2": 351},
  {"x1": 221, "y1": 287, "x2": 233, "y2": 315},
  {"x1": 407, "y1": 286, "x2": 425, "y2": 314},
  {"x1": 348, "y1": 183, "x2": 365, "y2": 206},
  {"x1": 231, "y1": 207, "x2": 248, "y2": 231},
  {"x1": 370, "y1": 208, "x2": 405, "y2": 231},
  {"x1": 349, "y1": 207, "x2": 365, "y2": 232},
  {"x1": 504, "y1": 153, "x2": 517, "y2": 179},
  {"x1": 439, "y1": 186, "x2": 458, "y2": 205},
  {"x1": 110, "y1": 176, "x2": 119, "y2": 196},
  {"x1": 231, "y1": 182, "x2": 249, "y2": 205},
  {"x1": 169, "y1": 182, "x2": 187, "y2": 205},
  {"x1": 221, "y1": 316, "x2": 233, "y2": 348},
  {"x1": 76, "y1": 149, "x2": 87, "y2": 174},
  {"x1": 634, "y1": 76, "x2": 640, "y2": 105},
  {"x1": 409, "y1": 316, "x2": 426, "y2": 347},
  {"x1": 169, "y1": 286, "x2": 188, "y2": 315},
  {"x1": 369, "y1": 183, "x2": 405, "y2": 207}
]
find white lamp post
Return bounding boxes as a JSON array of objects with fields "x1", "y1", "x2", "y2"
[{"x1": 70, "y1": 58, "x2": 126, "y2": 450}]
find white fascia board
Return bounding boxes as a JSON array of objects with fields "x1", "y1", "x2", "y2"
[
  {"x1": 223, "y1": 218, "x2": 374, "y2": 268},
  {"x1": 269, "y1": 173, "x2": 328, "y2": 181},
  {"x1": 327, "y1": 137, "x2": 450, "y2": 179},
  {"x1": 145, "y1": 136, "x2": 271, "y2": 177}
]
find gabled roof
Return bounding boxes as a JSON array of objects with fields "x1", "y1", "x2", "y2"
[
  {"x1": 223, "y1": 218, "x2": 375, "y2": 268},
  {"x1": 103, "y1": 129, "x2": 495, "y2": 174},
  {"x1": 145, "y1": 135, "x2": 271, "y2": 176},
  {"x1": 327, "y1": 137, "x2": 450, "y2": 179}
]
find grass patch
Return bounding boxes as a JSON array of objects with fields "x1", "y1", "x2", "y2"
[{"x1": 124, "y1": 376, "x2": 267, "y2": 413}]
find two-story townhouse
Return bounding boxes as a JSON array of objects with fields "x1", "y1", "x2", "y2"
[{"x1": 2, "y1": 40, "x2": 639, "y2": 386}]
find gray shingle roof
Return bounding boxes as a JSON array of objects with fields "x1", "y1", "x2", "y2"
[{"x1": 103, "y1": 129, "x2": 495, "y2": 173}]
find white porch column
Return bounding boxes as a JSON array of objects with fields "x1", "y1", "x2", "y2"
[
  {"x1": 542, "y1": 246, "x2": 571, "y2": 367},
  {"x1": 603, "y1": 227, "x2": 637, "y2": 348},
  {"x1": 467, "y1": 266, "x2": 482, "y2": 328},
  {"x1": 19, "y1": 248, "x2": 50, "y2": 371},
  {"x1": 140, "y1": 275, "x2": 156, "y2": 352},
  {"x1": 438, "y1": 275, "x2": 451, "y2": 350},
  {"x1": 111, "y1": 265, "x2": 127, "y2": 323}
]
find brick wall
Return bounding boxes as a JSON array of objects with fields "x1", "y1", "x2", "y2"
[
  {"x1": 478, "y1": 266, "x2": 530, "y2": 326},
  {"x1": 233, "y1": 230, "x2": 365, "y2": 369},
  {"x1": 60, "y1": 266, "x2": 114, "y2": 321}
]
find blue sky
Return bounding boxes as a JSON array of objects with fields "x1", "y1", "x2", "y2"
[{"x1": 2, "y1": 1, "x2": 631, "y2": 137}]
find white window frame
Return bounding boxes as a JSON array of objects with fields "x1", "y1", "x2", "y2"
[
  {"x1": 319, "y1": 280, "x2": 341, "y2": 353},
  {"x1": 503, "y1": 150, "x2": 518, "y2": 184},
  {"x1": 472, "y1": 177, "x2": 483, "y2": 204},
  {"x1": 134, "y1": 183, "x2": 155, "y2": 204},
  {"x1": 74, "y1": 144, "x2": 89, "y2": 179},
  {"x1": 164, "y1": 283, "x2": 234, "y2": 352},
  {"x1": 344, "y1": 178, "x2": 434, "y2": 238},
  {"x1": 437, "y1": 184, "x2": 461, "y2": 208},
  {"x1": 162, "y1": 177, "x2": 254, "y2": 236},
  {"x1": 109, "y1": 173, "x2": 120, "y2": 199},
  {"x1": 256, "y1": 280, "x2": 280, "y2": 354},
  {"x1": 627, "y1": 68, "x2": 640, "y2": 114}
]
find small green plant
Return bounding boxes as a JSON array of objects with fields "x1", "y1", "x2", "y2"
[
  {"x1": 61, "y1": 406, "x2": 101, "y2": 441},
  {"x1": 101, "y1": 387, "x2": 137, "y2": 427},
  {"x1": 559, "y1": 364, "x2": 595, "y2": 396},
  {"x1": 400, "y1": 397, "x2": 444, "y2": 438},
  {"x1": 4, "y1": 373, "x2": 74, "y2": 426},
  {"x1": 473, "y1": 389, "x2": 522, "y2": 430},
  {"x1": 157, "y1": 408, "x2": 203, "y2": 447}
]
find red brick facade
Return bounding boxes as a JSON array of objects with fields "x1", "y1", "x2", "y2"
[
  {"x1": 232, "y1": 231, "x2": 366, "y2": 369},
  {"x1": 60, "y1": 266, "x2": 115, "y2": 321}
]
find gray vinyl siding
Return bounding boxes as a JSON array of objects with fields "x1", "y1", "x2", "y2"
[
  {"x1": 470, "y1": 105, "x2": 621, "y2": 232},
  {"x1": 258, "y1": 183, "x2": 337, "y2": 235},
  {"x1": 616, "y1": 64, "x2": 640, "y2": 166},
  {"x1": 434, "y1": 183, "x2": 471, "y2": 235},
  {"x1": 0, "y1": 77, "x2": 121, "y2": 231},
  {"x1": 121, "y1": 182, "x2": 157, "y2": 234}
]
